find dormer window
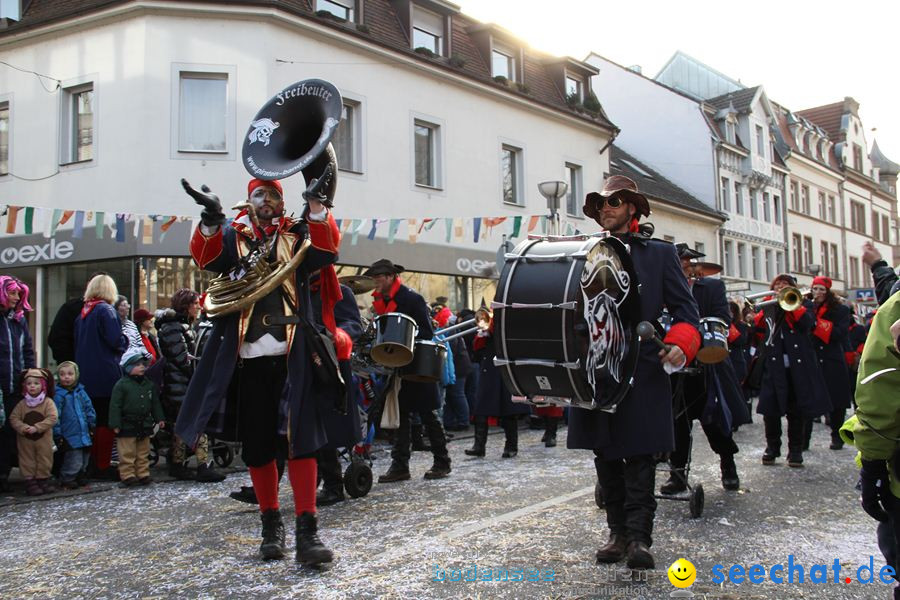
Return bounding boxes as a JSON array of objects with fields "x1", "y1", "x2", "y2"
[
  {"x1": 317, "y1": 0, "x2": 355, "y2": 21},
  {"x1": 565, "y1": 74, "x2": 583, "y2": 102},
  {"x1": 491, "y1": 42, "x2": 516, "y2": 80},
  {"x1": 412, "y1": 5, "x2": 444, "y2": 55},
  {"x1": 725, "y1": 120, "x2": 736, "y2": 144}
]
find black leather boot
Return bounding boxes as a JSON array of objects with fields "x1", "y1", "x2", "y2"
[
  {"x1": 424, "y1": 455, "x2": 451, "y2": 479},
  {"x1": 625, "y1": 540, "x2": 655, "y2": 570},
  {"x1": 378, "y1": 461, "x2": 411, "y2": 483},
  {"x1": 595, "y1": 533, "x2": 627, "y2": 563},
  {"x1": 295, "y1": 512, "x2": 333, "y2": 566},
  {"x1": 544, "y1": 417, "x2": 558, "y2": 448},
  {"x1": 659, "y1": 468, "x2": 687, "y2": 495},
  {"x1": 501, "y1": 416, "x2": 518, "y2": 458},
  {"x1": 196, "y1": 463, "x2": 226, "y2": 483},
  {"x1": 316, "y1": 486, "x2": 346, "y2": 506},
  {"x1": 230, "y1": 486, "x2": 259, "y2": 504},
  {"x1": 259, "y1": 509, "x2": 286, "y2": 560},
  {"x1": 720, "y1": 454, "x2": 740, "y2": 490},
  {"x1": 465, "y1": 417, "x2": 488, "y2": 457}
]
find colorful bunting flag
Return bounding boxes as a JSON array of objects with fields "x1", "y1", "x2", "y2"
[
  {"x1": 95, "y1": 212, "x2": 106, "y2": 239},
  {"x1": 527, "y1": 215, "x2": 539, "y2": 233},
  {"x1": 387, "y1": 219, "x2": 400, "y2": 244},
  {"x1": 472, "y1": 217, "x2": 481, "y2": 243},
  {"x1": 73, "y1": 211, "x2": 85, "y2": 239},
  {"x1": 115, "y1": 214, "x2": 126, "y2": 242},
  {"x1": 5, "y1": 206, "x2": 19, "y2": 234},
  {"x1": 23, "y1": 207, "x2": 34, "y2": 234},
  {"x1": 367, "y1": 219, "x2": 378, "y2": 241},
  {"x1": 444, "y1": 218, "x2": 453, "y2": 243},
  {"x1": 511, "y1": 216, "x2": 522, "y2": 238}
]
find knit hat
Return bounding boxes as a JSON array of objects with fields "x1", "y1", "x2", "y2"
[
  {"x1": 120, "y1": 349, "x2": 148, "y2": 374},
  {"x1": 812, "y1": 276, "x2": 832, "y2": 290}
]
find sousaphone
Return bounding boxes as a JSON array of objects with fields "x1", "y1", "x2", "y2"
[{"x1": 203, "y1": 79, "x2": 343, "y2": 317}]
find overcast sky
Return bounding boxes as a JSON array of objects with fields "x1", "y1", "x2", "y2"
[{"x1": 458, "y1": 0, "x2": 900, "y2": 162}]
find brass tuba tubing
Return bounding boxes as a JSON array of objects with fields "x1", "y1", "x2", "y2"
[{"x1": 434, "y1": 318, "x2": 477, "y2": 335}]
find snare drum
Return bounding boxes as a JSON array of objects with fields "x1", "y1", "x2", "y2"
[
  {"x1": 400, "y1": 340, "x2": 447, "y2": 383},
  {"x1": 493, "y1": 235, "x2": 642, "y2": 411},
  {"x1": 696, "y1": 317, "x2": 729, "y2": 364},
  {"x1": 371, "y1": 313, "x2": 418, "y2": 368}
]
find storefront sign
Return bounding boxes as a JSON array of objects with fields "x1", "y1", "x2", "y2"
[
  {"x1": 855, "y1": 289, "x2": 876, "y2": 303},
  {"x1": 0, "y1": 238, "x2": 75, "y2": 265}
]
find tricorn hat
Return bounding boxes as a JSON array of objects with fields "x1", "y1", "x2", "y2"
[
  {"x1": 675, "y1": 243, "x2": 706, "y2": 260},
  {"x1": 363, "y1": 259, "x2": 405, "y2": 277},
  {"x1": 583, "y1": 175, "x2": 651, "y2": 220}
]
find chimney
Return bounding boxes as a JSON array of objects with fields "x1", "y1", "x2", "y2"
[{"x1": 627, "y1": 65, "x2": 642, "y2": 74}]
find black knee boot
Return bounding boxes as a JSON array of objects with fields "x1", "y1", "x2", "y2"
[
  {"x1": 501, "y1": 416, "x2": 518, "y2": 458},
  {"x1": 465, "y1": 416, "x2": 488, "y2": 457},
  {"x1": 544, "y1": 417, "x2": 559, "y2": 447},
  {"x1": 259, "y1": 509, "x2": 286, "y2": 560}
]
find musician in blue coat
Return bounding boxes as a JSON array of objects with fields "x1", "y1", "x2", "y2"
[
  {"x1": 752, "y1": 273, "x2": 831, "y2": 468},
  {"x1": 175, "y1": 177, "x2": 342, "y2": 566},
  {"x1": 660, "y1": 244, "x2": 750, "y2": 496},
  {"x1": 569, "y1": 176, "x2": 701, "y2": 570},
  {"x1": 311, "y1": 278, "x2": 364, "y2": 505},
  {"x1": 365, "y1": 259, "x2": 450, "y2": 483},
  {"x1": 807, "y1": 276, "x2": 852, "y2": 450}
]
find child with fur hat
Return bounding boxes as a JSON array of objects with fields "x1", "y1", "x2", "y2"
[
  {"x1": 53, "y1": 361, "x2": 96, "y2": 489},
  {"x1": 109, "y1": 350, "x2": 164, "y2": 487},
  {"x1": 8, "y1": 368, "x2": 58, "y2": 495}
]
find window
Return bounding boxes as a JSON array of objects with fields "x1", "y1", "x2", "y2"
[
  {"x1": 827, "y1": 195, "x2": 836, "y2": 223},
  {"x1": 734, "y1": 182, "x2": 743, "y2": 214},
  {"x1": 60, "y1": 83, "x2": 94, "y2": 164},
  {"x1": 829, "y1": 243, "x2": 839, "y2": 279},
  {"x1": 818, "y1": 191, "x2": 826, "y2": 220},
  {"x1": 317, "y1": 0, "x2": 354, "y2": 21},
  {"x1": 802, "y1": 236, "x2": 813, "y2": 270},
  {"x1": 501, "y1": 144, "x2": 523, "y2": 205},
  {"x1": 849, "y1": 256, "x2": 860, "y2": 288},
  {"x1": 762, "y1": 192, "x2": 771, "y2": 222},
  {"x1": 776, "y1": 251, "x2": 785, "y2": 276},
  {"x1": 0, "y1": 103, "x2": 7, "y2": 176},
  {"x1": 749, "y1": 190, "x2": 758, "y2": 219},
  {"x1": 792, "y1": 233, "x2": 803, "y2": 272},
  {"x1": 800, "y1": 185, "x2": 810, "y2": 214},
  {"x1": 752, "y1": 246, "x2": 761, "y2": 281},
  {"x1": 852, "y1": 143, "x2": 863, "y2": 171},
  {"x1": 724, "y1": 240, "x2": 734, "y2": 275},
  {"x1": 412, "y1": 6, "x2": 444, "y2": 55},
  {"x1": 413, "y1": 119, "x2": 440, "y2": 188},
  {"x1": 178, "y1": 73, "x2": 227, "y2": 152},
  {"x1": 565, "y1": 162, "x2": 582, "y2": 216},
  {"x1": 765, "y1": 249, "x2": 774, "y2": 282},
  {"x1": 335, "y1": 100, "x2": 362, "y2": 173},
  {"x1": 725, "y1": 120, "x2": 736, "y2": 145},
  {"x1": 872, "y1": 212, "x2": 880, "y2": 241},
  {"x1": 491, "y1": 42, "x2": 516, "y2": 81},
  {"x1": 695, "y1": 242, "x2": 705, "y2": 256},
  {"x1": 850, "y1": 201, "x2": 866, "y2": 233},
  {"x1": 565, "y1": 75, "x2": 583, "y2": 102},
  {"x1": 756, "y1": 124, "x2": 765, "y2": 157},
  {"x1": 789, "y1": 180, "x2": 798, "y2": 211},
  {"x1": 721, "y1": 177, "x2": 731, "y2": 212},
  {"x1": 737, "y1": 243, "x2": 747, "y2": 278},
  {"x1": 883, "y1": 215, "x2": 890, "y2": 243},
  {"x1": 820, "y1": 241, "x2": 830, "y2": 276},
  {"x1": 773, "y1": 195, "x2": 781, "y2": 225}
]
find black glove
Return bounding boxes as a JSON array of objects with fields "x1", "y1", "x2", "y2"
[
  {"x1": 182, "y1": 178, "x2": 226, "y2": 227},
  {"x1": 860, "y1": 459, "x2": 891, "y2": 522}
]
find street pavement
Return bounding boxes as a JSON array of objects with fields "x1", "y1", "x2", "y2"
[{"x1": 0, "y1": 418, "x2": 889, "y2": 600}]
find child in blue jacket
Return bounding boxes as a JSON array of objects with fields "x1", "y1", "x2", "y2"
[{"x1": 53, "y1": 361, "x2": 96, "y2": 488}]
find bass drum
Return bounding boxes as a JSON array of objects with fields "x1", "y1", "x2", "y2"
[{"x1": 493, "y1": 235, "x2": 642, "y2": 412}]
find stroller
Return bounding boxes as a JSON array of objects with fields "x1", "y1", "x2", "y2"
[
  {"x1": 148, "y1": 423, "x2": 235, "y2": 470},
  {"x1": 334, "y1": 375, "x2": 379, "y2": 498}
]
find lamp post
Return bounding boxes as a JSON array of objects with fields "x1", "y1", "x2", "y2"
[{"x1": 538, "y1": 180, "x2": 568, "y2": 236}]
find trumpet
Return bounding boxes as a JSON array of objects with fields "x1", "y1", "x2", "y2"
[{"x1": 751, "y1": 286, "x2": 810, "y2": 312}]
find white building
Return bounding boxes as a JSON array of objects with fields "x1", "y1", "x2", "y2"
[{"x1": 0, "y1": 0, "x2": 616, "y2": 364}]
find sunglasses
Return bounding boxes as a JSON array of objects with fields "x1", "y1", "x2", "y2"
[{"x1": 596, "y1": 195, "x2": 625, "y2": 209}]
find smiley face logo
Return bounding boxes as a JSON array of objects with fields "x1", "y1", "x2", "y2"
[{"x1": 668, "y1": 558, "x2": 696, "y2": 588}]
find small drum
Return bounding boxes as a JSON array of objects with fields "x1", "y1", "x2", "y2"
[
  {"x1": 400, "y1": 340, "x2": 447, "y2": 383},
  {"x1": 350, "y1": 317, "x2": 390, "y2": 378},
  {"x1": 696, "y1": 317, "x2": 729, "y2": 364},
  {"x1": 493, "y1": 235, "x2": 642, "y2": 412},
  {"x1": 371, "y1": 312, "x2": 418, "y2": 368}
]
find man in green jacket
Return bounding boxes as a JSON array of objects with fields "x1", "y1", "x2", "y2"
[
  {"x1": 841, "y1": 289, "x2": 900, "y2": 598},
  {"x1": 109, "y1": 351, "x2": 165, "y2": 487}
]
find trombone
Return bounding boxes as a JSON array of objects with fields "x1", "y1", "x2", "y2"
[
  {"x1": 433, "y1": 317, "x2": 489, "y2": 342},
  {"x1": 745, "y1": 287, "x2": 810, "y2": 312}
]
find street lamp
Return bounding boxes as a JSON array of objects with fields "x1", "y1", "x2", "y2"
[{"x1": 538, "y1": 180, "x2": 568, "y2": 236}]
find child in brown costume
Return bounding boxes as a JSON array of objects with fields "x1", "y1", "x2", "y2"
[{"x1": 9, "y1": 368, "x2": 58, "y2": 495}]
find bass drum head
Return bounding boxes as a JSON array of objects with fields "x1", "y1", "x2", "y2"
[{"x1": 575, "y1": 236, "x2": 642, "y2": 411}]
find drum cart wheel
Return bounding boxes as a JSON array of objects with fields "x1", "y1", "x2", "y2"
[
  {"x1": 212, "y1": 443, "x2": 234, "y2": 468},
  {"x1": 344, "y1": 460, "x2": 373, "y2": 498},
  {"x1": 594, "y1": 481, "x2": 605, "y2": 509},
  {"x1": 689, "y1": 484, "x2": 704, "y2": 519}
]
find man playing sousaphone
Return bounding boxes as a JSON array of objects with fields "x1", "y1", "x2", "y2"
[
  {"x1": 176, "y1": 174, "x2": 345, "y2": 567},
  {"x1": 568, "y1": 175, "x2": 701, "y2": 570}
]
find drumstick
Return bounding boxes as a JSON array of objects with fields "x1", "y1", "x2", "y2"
[{"x1": 637, "y1": 321, "x2": 668, "y2": 351}]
